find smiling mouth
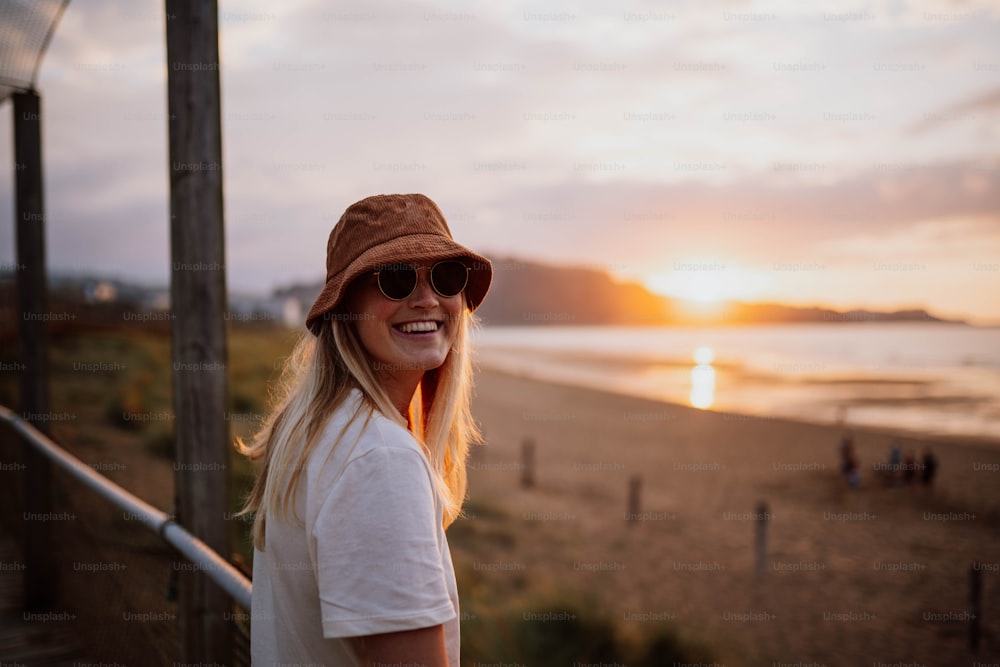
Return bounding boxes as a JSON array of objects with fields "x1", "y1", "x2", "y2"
[{"x1": 393, "y1": 320, "x2": 441, "y2": 334}]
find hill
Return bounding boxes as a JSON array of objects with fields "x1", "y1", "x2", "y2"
[
  {"x1": 0, "y1": 261, "x2": 963, "y2": 331},
  {"x1": 471, "y1": 257, "x2": 962, "y2": 326}
]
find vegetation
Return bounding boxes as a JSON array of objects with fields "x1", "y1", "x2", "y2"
[{"x1": 0, "y1": 321, "x2": 716, "y2": 664}]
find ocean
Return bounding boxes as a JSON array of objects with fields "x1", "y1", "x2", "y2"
[{"x1": 473, "y1": 323, "x2": 1000, "y2": 441}]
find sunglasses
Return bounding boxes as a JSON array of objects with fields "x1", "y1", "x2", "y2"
[{"x1": 372, "y1": 260, "x2": 470, "y2": 301}]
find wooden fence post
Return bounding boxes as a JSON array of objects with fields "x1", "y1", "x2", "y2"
[
  {"x1": 969, "y1": 564, "x2": 981, "y2": 652},
  {"x1": 521, "y1": 438, "x2": 535, "y2": 488},
  {"x1": 627, "y1": 475, "x2": 641, "y2": 524},
  {"x1": 165, "y1": 2, "x2": 231, "y2": 664},
  {"x1": 755, "y1": 501, "x2": 769, "y2": 576}
]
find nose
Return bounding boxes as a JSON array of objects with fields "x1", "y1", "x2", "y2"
[{"x1": 407, "y1": 270, "x2": 439, "y2": 308}]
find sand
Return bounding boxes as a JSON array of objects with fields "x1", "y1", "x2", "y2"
[
  {"x1": 7, "y1": 357, "x2": 998, "y2": 666},
  {"x1": 455, "y1": 367, "x2": 1000, "y2": 666}
]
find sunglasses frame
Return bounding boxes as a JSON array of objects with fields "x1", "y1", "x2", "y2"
[{"x1": 372, "y1": 260, "x2": 470, "y2": 301}]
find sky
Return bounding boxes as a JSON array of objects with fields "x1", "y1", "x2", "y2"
[{"x1": 1, "y1": 0, "x2": 999, "y2": 323}]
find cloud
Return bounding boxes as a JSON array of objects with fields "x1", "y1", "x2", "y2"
[
  {"x1": 819, "y1": 214, "x2": 1000, "y2": 262},
  {"x1": 474, "y1": 159, "x2": 1000, "y2": 254},
  {"x1": 908, "y1": 86, "x2": 1000, "y2": 134},
  {"x1": 1, "y1": 0, "x2": 999, "y2": 323}
]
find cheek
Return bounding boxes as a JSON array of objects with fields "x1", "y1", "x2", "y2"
[
  {"x1": 443, "y1": 299, "x2": 464, "y2": 341},
  {"x1": 366, "y1": 301, "x2": 398, "y2": 323},
  {"x1": 343, "y1": 293, "x2": 393, "y2": 353},
  {"x1": 345, "y1": 283, "x2": 395, "y2": 324}
]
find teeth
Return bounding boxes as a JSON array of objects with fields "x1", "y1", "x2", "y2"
[{"x1": 398, "y1": 321, "x2": 439, "y2": 333}]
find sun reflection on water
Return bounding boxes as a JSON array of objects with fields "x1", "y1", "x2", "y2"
[{"x1": 690, "y1": 346, "x2": 716, "y2": 409}]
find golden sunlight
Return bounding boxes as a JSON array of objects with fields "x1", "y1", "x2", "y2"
[
  {"x1": 646, "y1": 265, "x2": 729, "y2": 303},
  {"x1": 689, "y1": 363, "x2": 715, "y2": 409},
  {"x1": 644, "y1": 259, "x2": 771, "y2": 307},
  {"x1": 689, "y1": 345, "x2": 716, "y2": 409},
  {"x1": 693, "y1": 345, "x2": 715, "y2": 365}
]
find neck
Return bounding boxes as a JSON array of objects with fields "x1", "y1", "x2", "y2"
[{"x1": 378, "y1": 369, "x2": 423, "y2": 421}]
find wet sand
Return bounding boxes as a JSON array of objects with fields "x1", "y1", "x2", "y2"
[{"x1": 457, "y1": 367, "x2": 1000, "y2": 665}]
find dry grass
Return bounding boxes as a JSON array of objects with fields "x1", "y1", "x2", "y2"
[{"x1": 5, "y1": 323, "x2": 997, "y2": 664}]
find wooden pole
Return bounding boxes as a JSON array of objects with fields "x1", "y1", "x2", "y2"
[
  {"x1": 755, "y1": 501, "x2": 769, "y2": 576},
  {"x1": 969, "y1": 564, "x2": 981, "y2": 652},
  {"x1": 164, "y1": 3, "x2": 231, "y2": 664},
  {"x1": 13, "y1": 90, "x2": 56, "y2": 610},
  {"x1": 521, "y1": 438, "x2": 535, "y2": 488},
  {"x1": 627, "y1": 475, "x2": 641, "y2": 524}
]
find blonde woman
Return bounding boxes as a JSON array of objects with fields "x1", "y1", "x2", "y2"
[{"x1": 238, "y1": 194, "x2": 492, "y2": 666}]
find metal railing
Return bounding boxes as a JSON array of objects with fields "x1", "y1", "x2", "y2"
[{"x1": 0, "y1": 404, "x2": 252, "y2": 610}]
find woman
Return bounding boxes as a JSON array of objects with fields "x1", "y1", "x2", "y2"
[{"x1": 238, "y1": 194, "x2": 492, "y2": 666}]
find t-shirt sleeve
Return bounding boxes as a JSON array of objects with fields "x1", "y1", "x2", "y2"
[{"x1": 311, "y1": 442, "x2": 456, "y2": 638}]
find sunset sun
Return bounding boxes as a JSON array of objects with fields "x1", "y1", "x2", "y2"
[{"x1": 645, "y1": 260, "x2": 735, "y2": 304}]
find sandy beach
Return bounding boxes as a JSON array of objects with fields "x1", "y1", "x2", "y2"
[
  {"x1": 3, "y1": 332, "x2": 998, "y2": 666},
  {"x1": 455, "y1": 366, "x2": 1000, "y2": 666}
]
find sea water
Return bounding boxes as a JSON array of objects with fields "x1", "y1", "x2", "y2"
[{"x1": 473, "y1": 323, "x2": 1000, "y2": 441}]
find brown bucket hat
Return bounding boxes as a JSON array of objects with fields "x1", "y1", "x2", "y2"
[{"x1": 305, "y1": 194, "x2": 492, "y2": 335}]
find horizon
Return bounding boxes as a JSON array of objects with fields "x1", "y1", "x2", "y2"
[
  {"x1": 1, "y1": 1, "x2": 999, "y2": 324},
  {"x1": 30, "y1": 259, "x2": 994, "y2": 326}
]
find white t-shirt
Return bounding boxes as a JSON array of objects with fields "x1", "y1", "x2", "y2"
[{"x1": 251, "y1": 389, "x2": 460, "y2": 666}]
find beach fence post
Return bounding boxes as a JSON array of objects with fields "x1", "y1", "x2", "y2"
[
  {"x1": 165, "y1": 1, "x2": 232, "y2": 664},
  {"x1": 755, "y1": 501, "x2": 769, "y2": 576},
  {"x1": 521, "y1": 438, "x2": 535, "y2": 488},
  {"x1": 627, "y1": 475, "x2": 642, "y2": 524},
  {"x1": 13, "y1": 89, "x2": 57, "y2": 610},
  {"x1": 969, "y1": 564, "x2": 982, "y2": 652}
]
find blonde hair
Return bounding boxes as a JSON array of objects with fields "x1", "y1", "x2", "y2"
[{"x1": 236, "y1": 306, "x2": 480, "y2": 550}]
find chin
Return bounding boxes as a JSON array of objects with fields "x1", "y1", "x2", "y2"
[
  {"x1": 413, "y1": 354, "x2": 449, "y2": 371},
  {"x1": 393, "y1": 343, "x2": 451, "y2": 370}
]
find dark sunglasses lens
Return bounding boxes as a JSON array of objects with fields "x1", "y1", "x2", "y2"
[
  {"x1": 378, "y1": 265, "x2": 418, "y2": 300},
  {"x1": 431, "y1": 261, "x2": 469, "y2": 297}
]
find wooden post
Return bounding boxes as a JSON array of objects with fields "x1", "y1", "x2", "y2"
[
  {"x1": 165, "y1": 3, "x2": 231, "y2": 664},
  {"x1": 755, "y1": 501, "x2": 769, "y2": 576},
  {"x1": 521, "y1": 438, "x2": 535, "y2": 488},
  {"x1": 969, "y1": 564, "x2": 981, "y2": 652},
  {"x1": 13, "y1": 89, "x2": 56, "y2": 610},
  {"x1": 627, "y1": 475, "x2": 641, "y2": 524}
]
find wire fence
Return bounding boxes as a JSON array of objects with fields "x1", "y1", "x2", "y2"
[
  {"x1": 0, "y1": 0, "x2": 69, "y2": 102},
  {"x1": 0, "y1": 404, "x2": 252, "y2": 664}
]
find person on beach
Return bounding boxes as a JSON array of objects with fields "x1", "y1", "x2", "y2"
[
  {"x1": 921, "y1": 446, "x2": 938, "y2": 490},
  {"x1": 237, "y1": 194, "x2": 492, "y2": 666},
  {"x1": 838, "y1": 430, "x2": 860, "y2": 488},
  {"x1": 886, "y1": 441, "x2": 902, "y2": 487},
  {"x1": 902, "y1": 450, "x2": 918, "y2": 485}
]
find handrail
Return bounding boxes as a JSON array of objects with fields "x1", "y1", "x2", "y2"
[{"x1": 0, "y1": 404, "x2": 252, "y2": 610}]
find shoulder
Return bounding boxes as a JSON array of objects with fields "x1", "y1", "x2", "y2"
[
  {"x1": 317, "y1": 388, "x2": 405, "y2": 440},
  {"x1": 368, "y1": 410, "x2": 422, "y2": 455},
  {"x1": 310, "y1": 407, "x2": 439, "y2": 532},
  {"x1": 312, "y1": 389, "x2": 427, "y2": 474},
  {"x1": 351, "y1": 414, "x2": 431, "y2": 483}
]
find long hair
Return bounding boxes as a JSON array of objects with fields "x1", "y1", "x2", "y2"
[{"x1": 236, "y1": 304, "x2": 480, "y2": 550}]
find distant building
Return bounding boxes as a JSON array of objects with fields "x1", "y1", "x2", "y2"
[{"x1": 84, "y1": 280, "x2": 117, "y2": 303}]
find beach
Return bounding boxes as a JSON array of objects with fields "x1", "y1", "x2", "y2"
[
  {"x1": 3, "y1": 322, "x2": 998, "y2": 665},
  {"x1": 456, "y1": 366, "x2": 1000, "y2": 665}
]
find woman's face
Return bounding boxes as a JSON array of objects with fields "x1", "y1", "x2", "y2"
[{"x1": 346, "y1": 264, "x2": 463, "y2": 384}]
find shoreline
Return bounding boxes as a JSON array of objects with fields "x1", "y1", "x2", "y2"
[
  {"x1": 475, "y1": 361, "x2": 1000, "y2": 451},
  {"x1": 473, "y1": 322, "x2": 1000, "y2": 443}
]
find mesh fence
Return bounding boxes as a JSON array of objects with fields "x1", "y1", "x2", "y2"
[
  {"x1": 0, "y1": 424, "x2": 252, "y2": 666},
  {"x1": 0, "y1": 293, "x2": 249, "y2": 664},
  {"x1": 0, "y1": 0, "x2": 69, "y2": 102}
]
